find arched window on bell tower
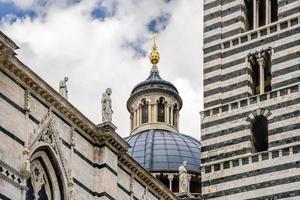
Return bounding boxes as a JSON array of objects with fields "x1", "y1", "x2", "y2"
[
  {"x1": 248, "y1": 48, "x2": 272, "y2": 95},
  {"x1": 244, "y1": 0, "x2": 278, "y2": 31},
  {"x1": 157, "y1": 97, "x2": 165, "y2": 123},
  {"x1": 251, "y1": 115, "x2": 268, "y2": 152},
  {"x1": 141, "y1": 99, "x2": 149, "y2": 124}
]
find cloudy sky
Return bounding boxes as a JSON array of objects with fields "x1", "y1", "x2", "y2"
[{"x1": 0, "y1": 0, "x2": 203, "y2": 139}]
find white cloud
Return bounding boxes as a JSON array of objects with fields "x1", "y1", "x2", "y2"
[{"x1": 0, "y1": 0, "x2": 203, "y2": 139}]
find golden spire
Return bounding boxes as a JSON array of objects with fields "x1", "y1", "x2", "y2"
[{"x1": 150, "y1": 34, "x2": 160, "y2": 65}]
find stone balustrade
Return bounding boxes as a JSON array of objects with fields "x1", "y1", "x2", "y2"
[
  {"x1": 222, "y1": 16, "x2": 300, "y2": 50},
  {"x1": 202, "y1": 84, "x2": 299, "y2": 118}
]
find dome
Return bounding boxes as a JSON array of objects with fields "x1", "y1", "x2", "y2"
[
  {"x1": 130, "y1": 66, "x2": 179, "y2": 96},
  {"x1": 125, "y1": 129, "x2": 201, "y2": 174}
]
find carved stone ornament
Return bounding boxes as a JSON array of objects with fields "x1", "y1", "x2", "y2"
[
  {"x1": 24, "y1": 90, "x2": 32, "y2": 112},
  {"x1": 29, "y1": 110, "x2": 71, "y2": 183},
  {"x1": 129, "y1": 175, "x2": 134, "y2": 193},
  {"x1": 142, "y1": 186, "x2": 149, "y2": 200},
  {"x1": 70, "y1": 127, "x2": 76, "y2": 147}
]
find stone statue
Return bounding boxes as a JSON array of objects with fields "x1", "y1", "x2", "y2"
[
  {"x1": 179, "y1": 161, "x2": 188, "y2": 193},
  {"x1": 59, "y1": 77, "x2": 69, "y2": 100},
  {"x1": 102, "y1": 88, "x2": 113, "y2": 122}
]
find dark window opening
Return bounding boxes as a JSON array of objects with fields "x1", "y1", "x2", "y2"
[
  {"x1": 264, "y1": 61, "x2": 272, "y2": 92},
  {"x1": 38, "y1": 185, "x2": 49, "y2": 200},
  {"x1": 141, "y1": 101, "x2": 148, "y2": 124},
  {"x1": 169, "y1": 107, "x2": 172, "y2": 124},
  {"x1": 26, "y1": 179, "x2": 34, "y2": 200},
  {"x1": 172, "y1": 178, "x2": 179, "y2": 193},
  {"x1": 271, "y1": 0, "x2": 278, "y2": 22},
  {"x1": 190, "y1": 178, "x2": 201, "y2": 194},
  {"x1": 173, "y1": 104, "x2": 178, "y2": 127},
  {"x1": 251, "y1": 115, "x2": 268, "y2": 152},
  {"x1": 259, "y1": 0, "x2": 266, "y2": 27},
  {"x1": 244, "y1": 0, "x2": 254, "y2": 30},
  {"x1": 156, "y1": 175, "x2": 169, "y2": 189},
  {"x1": 251, "y1": 62, "x2": 260, "y2": 95},
  {"x1": 157, "y1": 98, "x2": 165, "y2": 123}
]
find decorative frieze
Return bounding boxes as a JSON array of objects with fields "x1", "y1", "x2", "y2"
[{"x1": 0, "y1": 160, "x2": 25, "y2": 189}]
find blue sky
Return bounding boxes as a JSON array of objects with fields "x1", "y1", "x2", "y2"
[
  {"x1": 0, "y1": 0, "x2": 203, "y2": 138},
  {"x1": 0, "y1": 1, "x2": 36, "y2": 20}
]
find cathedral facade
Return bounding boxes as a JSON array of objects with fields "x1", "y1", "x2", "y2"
[
  {"x1": 201, "y1": 0, "x2": 300, "y2": 199},
  {"x1": 0, "y1": 31, "x2": 177, "y2": 200}
]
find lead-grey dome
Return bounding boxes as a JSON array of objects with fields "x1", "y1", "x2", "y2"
[
  {"x1": 130, "y1": 66, "x2": 179, "y2": 95},
  {"x1": 125, "y1": 129, "x2": 201, "y2": 174}
]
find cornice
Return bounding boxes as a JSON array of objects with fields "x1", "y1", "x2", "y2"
[
  {"x1": 0, "y1": 36, "x2": 129, "y2": 155},
  {"x1": 119, "y1": 153, "x2": 177, "y2": 200},
  {"x1": 127, "y1": 87, "x2": 183, "y2": 111},
  {"x1": 0, "y1": 30, "x2": 18, "y2": 50}
]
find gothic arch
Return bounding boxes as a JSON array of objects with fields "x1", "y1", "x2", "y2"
[
  {"x1": 26, "y1": 148, "x2": 66, "y2": 200},
  {"x1": 26, "y1": 111, "x2": 70, "y2": 199}
]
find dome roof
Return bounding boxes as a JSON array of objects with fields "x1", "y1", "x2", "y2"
[
  {"x1": 130, "y1": 66, "x2": 179, "y2": 95},
  {"x1": 125, "y1": 129, "x2": 201, "y2": 174}
]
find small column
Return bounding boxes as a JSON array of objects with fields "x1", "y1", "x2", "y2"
[
  {"x1": 266, "y1": 0, "x2": 271, "y2": 24},
  {"x1": 168, "y1": 174, "x2": 174, "y2": 191},
  {"x1": 130, "y1": 114, "x2": 133, "y2": 130},
  {"x1": 137, "y1": 108, "x2": 140, "y2": 126},
  {"x1": 253, "y1": 0, "x2": 258, "y2": 28},
  {"x1": 176, "y1": 113, "x2": 180, "y2": 130},
  {"x1": 259, "y1": 59, "x2": 265, "y2": 94},
  {"x1": 165, "y1": 104, "x2": 169, "y2": 124},
  {"x1": 139, "y1": 107, "x2": 142, "y2": 125},
  {"x1": 170, "y1": 107, "x2": 174, "y2": 126},
  {"x1": 22, "y1": 90, "x2": 31, "y2": 200}
]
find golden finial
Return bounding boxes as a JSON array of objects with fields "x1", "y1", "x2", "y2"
[{"x1": 150, "y1": 34, "x2": 160, "y2": 65}]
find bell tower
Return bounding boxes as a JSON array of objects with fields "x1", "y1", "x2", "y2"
[{"x1": 201, "y1": 0, "x2": 300, "y2": 198}]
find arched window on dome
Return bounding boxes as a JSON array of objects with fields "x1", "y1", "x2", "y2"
[
  {"x1": 173, "y1": 104, "x2": 178, "y2": 127},
  {"x1": 157, "y1": 98, "x2": 165, "y2": 123},
  {"x1": 141, "y1": 100, "x2": 149, "y2": 124},
  {"x1": 251, "y1": 115, "x2": 268, "y2": 152},
  {"x1": 169, "y1": 107, "x2": 172, "y2": 124}
]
